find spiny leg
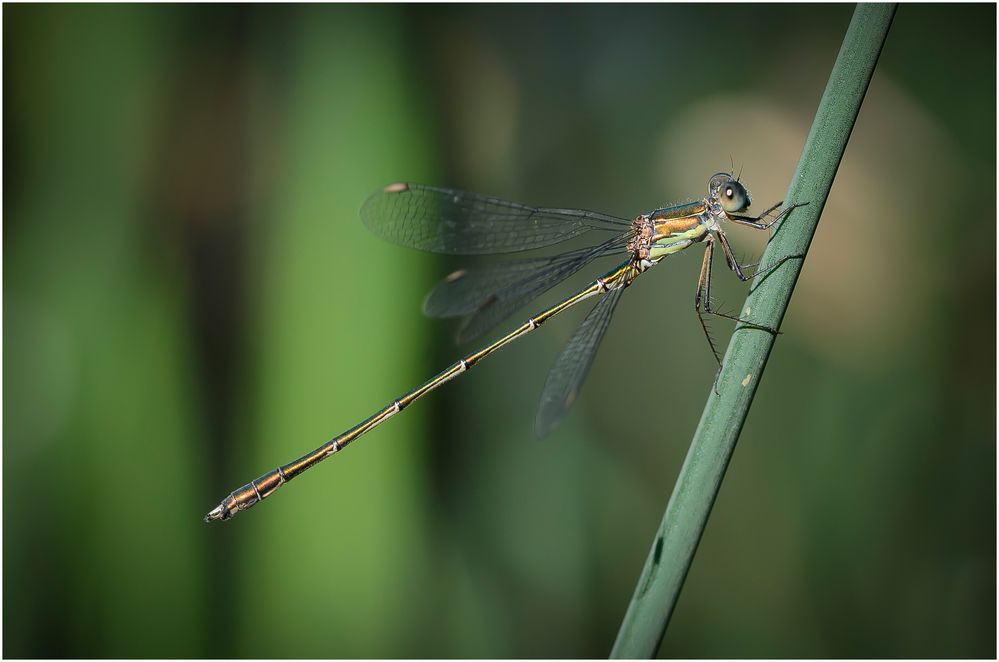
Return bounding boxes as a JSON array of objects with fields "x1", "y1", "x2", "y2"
[
  {"x1": 694, "y1": 235, "x2": 723, "y2": 368},
  {"x1": 694, "y1": 237, "x2": 726, "y2": 395},
  {"x1": 719, "y1": 200, "x2": 810, "y2": 283},
  {"x1": 716, "y1": 229, "x2": 751, "y2": 281},
  {"x1": 694, "y1": 202, "x2": 810, "y2": 389},
  {"x1": 727, "y1": 201, "x2": 809, "y2": 230},
  {"x1": 724, "y1": 201, "x2": 810, "y2": 282},
  {"x1": 715, "y1": 229, "x2": 805, "y2": 295},
  {"x1": 716, "y1": 230, "x2": 792, "y2": 284},
  {"x1": 700, "y1": 231, "x2": 785, "y2": 335},
  {"x1": 694, "y1": 233, "x2": 806, "y2": 397}
]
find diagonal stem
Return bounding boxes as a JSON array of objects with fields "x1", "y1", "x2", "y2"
[{"x1": 610, "y1": 4, "x2": 898, "y2": 657}]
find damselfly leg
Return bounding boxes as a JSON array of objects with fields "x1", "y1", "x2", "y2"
[{"x1": 694, "y1": 200, "x2": 810, "y2": 365}]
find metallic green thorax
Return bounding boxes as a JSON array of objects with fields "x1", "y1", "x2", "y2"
[{"x1": 647, "y1": 201, "x2": 710, "y2": 260}]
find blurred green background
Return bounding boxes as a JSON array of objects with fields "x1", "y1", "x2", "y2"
[{"x1": 3, "y1": 4, "x2": 995, "y2": 658}]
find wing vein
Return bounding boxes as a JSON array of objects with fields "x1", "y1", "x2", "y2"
[
  {"x1": 535, "y1": 286, "x2": 625, "y2": 437},
  {"x1": 361, "y1": 183, "x2": 632, "y2": 255}
]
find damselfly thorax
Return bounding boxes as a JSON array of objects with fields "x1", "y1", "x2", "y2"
[{"x1": 205, "y1": 172, "x2": 802, "y2": 522}]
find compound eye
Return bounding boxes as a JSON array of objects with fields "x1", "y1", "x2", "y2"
[{"x1": 719, "y1": 180, "x2": 750, "y2": 213}]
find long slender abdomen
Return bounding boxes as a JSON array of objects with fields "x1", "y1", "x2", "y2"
[{"x1": 204, "y1": 262, "x2": 632, "y2": 522}]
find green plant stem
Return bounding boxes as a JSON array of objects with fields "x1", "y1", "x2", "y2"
[{"x1": 610, "y1": 4, "x2": 897, "y2": 658}]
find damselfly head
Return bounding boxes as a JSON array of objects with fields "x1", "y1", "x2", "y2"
[{"x1": 709, "y1": 173, "x2": 752, "y2": 214}]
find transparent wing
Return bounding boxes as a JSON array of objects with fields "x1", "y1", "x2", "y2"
[
  {"x1": 423, "y1": 256, "x2": 576, "y2": 319},
  {"x1": 535, "y1": 287, "x2": 624, "y2": 437},
  {"x1": 426, "y1": 235, "x2": 629, "y2": 343},
  {"x1": 361, "y1": 182, "x2": 632, "y2": 255},
  {"x1": 423, "y1": 237, "x2": 627, "y2": 319}
]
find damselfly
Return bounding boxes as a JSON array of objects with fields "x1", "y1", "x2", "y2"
[{"x1": 205, "y1": 172, "x2": 800, "y2": 522}]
